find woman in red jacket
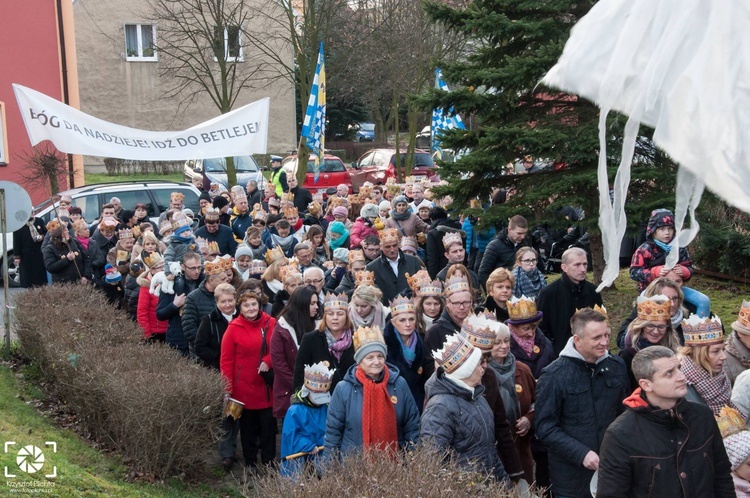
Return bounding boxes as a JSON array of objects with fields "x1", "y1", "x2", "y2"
[
  {"x1": 220, "y1": 289, "x2": 277, "y2": 472},
  {"x1": 136, "y1": 252, "x2": 168, "y2": 342}
]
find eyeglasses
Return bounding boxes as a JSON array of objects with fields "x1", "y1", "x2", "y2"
[
  {"x1": 305, "y1": 278, "x2": 324, "y2": 285},
  {"x1": 520, "y1": 259, "x2": 538, "y2": 264},
  {"x1": 448, "y1": 300, "x2": 472, "y2": 308},
  {"x1": 184, "y1": 265, "x2": 202, "y2": 271},
  {"x1": 645, "y1": 323, "x2": 668, "y2": 332}
]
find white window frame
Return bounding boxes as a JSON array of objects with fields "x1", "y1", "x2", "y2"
[
  {"x1": 213, "y1": 26, "x2": 244, "y2": 62},
  {"x1": 125, "y1": 23, "x2": 158, "y2": 62}
]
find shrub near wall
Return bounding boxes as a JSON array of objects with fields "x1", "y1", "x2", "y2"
[{"x1": 13, "y1": 284, "x2": 225, "y2": 478}]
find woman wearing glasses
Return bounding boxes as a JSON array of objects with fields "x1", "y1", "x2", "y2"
[
  {"x1": 511, "y1": 247, "x2": 546, "y2": 300},
  {"x1": 619, "y1": 295, "x2": 679, "y2": 390}
]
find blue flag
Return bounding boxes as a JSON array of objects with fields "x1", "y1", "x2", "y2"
[
  {"x1": 431, "y1": 68, "x2": 465, "y2": 154},
  {"x1": 301, "y1": 42, "x2": 326, "y2": 182}
]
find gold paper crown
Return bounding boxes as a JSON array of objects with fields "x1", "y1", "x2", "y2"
[
  {"x1": 204, "y1": 258, "x2": 224, "y2": 276},
  {"x1": 329, "y1": 197, "x2": 345, "y2": 208},
  {"x1": 72, "y1": 219, "x2": 89, "y2": 232},
  {"x1": 444, "y1": 274, "x2": 470, "y2": 297},
  {"x1": 249, "y1": 260, "x2": 267, "y2": 274},
  {"x1": 170, "y1": 192, "x2": 185, "y2": 202},
  {"x1": 682, "y1": 314, "x2": 725, "y2": 346},
  {"x1": 390, "y1": 295, "x2": 415, "y2": 316},
  {"x1": 433, "y1": 334, "x2": 475, "y2": 374},
  {"x1": 406, "y1": 270, "x2": 432, "y2": 294},
  {"x1": 195, "y1": 236, "x2": 208, "y2": 251},
  {"x1": 279, "y1": 261, "x2": 300, "y2": 281},
  {"x1": 387, "y1": 184, "x2": 401, "y2": 197},
  {"x1": 400, "y1": 236, "x2": 418, "y2": 251},
  {"x1": 636, "y1": 296, "x2": 671, "y2": 322},
  {"x1": 379, "y1": 228, "x2": 400, "y2": 245},
  {"x1": 219, "y1": 255, "x2": 234, "y2": 271},
  {"x1": 252, "y1": 207, "x2": 268, "y2": 221},
  {"x1": 355, "y1": 270, "x2": 375, "y2": 287},
  {"x1": 385, "y1": 177, "x2": 396, "y2": 186},
  {"x1": 419, "y1": 279, "x2": 443, "y2": 298},
  {"x1": 716, "y1": 406, "x2": 747, "y2": 439},
  {"x1": 265, "y1": 246, "x2": 286, "y2": 265},
  {"x1": 507, "y1": 295, "x2": 539, "y2": 321},
  {"x1": 118, "y1": 228, "x2": 134, "y2": 240},
  {"x1": 283, "y1": 206, "x2": 299, "y2": 218},
  {"x1": 347, "y1": 194, "x2": 360, "y2": 206},
  {"x1": 304, "y1": 362, "x2": 335, "y2": 393},
  {"x1": 353, "y1": 326, "x2": 386, "y2": 353},
  {"x1": 442, "y1": 232, "x2": 463, "y2": 250},
  {"x1": 349, "y1": 250, "x2": 366, "y2": 264},
  {"x1": 735, "y1": 301, "x2": 750, "y2": 330},
  {"x1": 207, "y1": 241, "x2": 220, "y2": 255},
  {"x1": 460, "y1": 313, "x2": 499, "y2": 352},
  {"x1": 281, "y1": 192, "x2": 295, "y2": 203},
  {"x1": 358, "y1": 185, "x2": 372, "y2": 199},
  {"x1": 143, "y1": 252, "x2": 163, "y2": 269},
  {"x1": 172, "y1": 217, "x2": 191, "y2": 230},
  {"x1": 307, "y1": 201, "x2": 322, "y2": 216},
  {"x1": 324, "y1": 292, "x2": 349, "y2": 311},
  {"x1": 159, "y1": 220, "x2": 173, "y2": 235},
  {"x1": 204, "y1": 207, "x2": 220, "y2": 221}
]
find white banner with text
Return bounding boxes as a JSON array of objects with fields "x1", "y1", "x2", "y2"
[{"x1": 13, "y1": 84, "x2": 270, "y2": 160}]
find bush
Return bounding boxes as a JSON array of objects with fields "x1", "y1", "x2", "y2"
[
  {"x1": 103, "y1": 158, "x2": 182, "y2": 176},
  {"x1": 251, "y1": 446, "x2": 540, "y2": 497},
  {"x1": 692, "y1": 196, "x2": 750, "y2": 280},
  {"x1": 13, "y1": 284, "x2": 225, "y2": 478}
]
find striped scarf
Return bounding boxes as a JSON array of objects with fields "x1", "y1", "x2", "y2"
[{"x1": 681, "y1": 355, "x2": 744, "y2": 417}]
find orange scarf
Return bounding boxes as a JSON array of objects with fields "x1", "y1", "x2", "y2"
[{"x1": 356, "y1": 366, "x2": 398, "y2": 452}]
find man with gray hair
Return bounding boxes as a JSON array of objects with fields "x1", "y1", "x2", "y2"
[
  {"x1": 537, "y1": 247, "x2": 602, "y2": 356},
  {"x1": 245, "y1": 180, "x2": 262, "y2": 207},
  {"x1": 535, "y1": 308, "x2": 629, "y2": 498},
  {"x1": 303, "y1": 266, "x2": 326, "y2": 302},
  {"x1": 597, "y1": 346, "x2": 734, "y2": 497},
  {"x1": 109, "y1": 196, "x2": 122, "y2": 218}
]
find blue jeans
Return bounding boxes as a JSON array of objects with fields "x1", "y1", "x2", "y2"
[{"x1": 682, "y1": 286, "x2": 710, "y2": 318}]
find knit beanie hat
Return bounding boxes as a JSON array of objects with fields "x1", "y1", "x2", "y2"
[
  {"x1": 212, "y1": 196, "x2": 230, "y2": 210},
  {"x1": 333, "y1": 206, "x2": 348, "y2": 218},
  {"x1": 174, "y1": 225, "x2": 191, "y2": 237},
  {"x1": 360, "y1": 204, "x2": 379, "y2": 219},
  {"x1": 724, "y1": 431, "x2": 750, "y2": 471},
  {"x1": 235, "y1": 245, "x2": 254, "y2": 260},
  {"x1": 392, "y1": 195, "x2": 408, "y2": 207},
  {"x1": 329, "y1": 221, "x2": 347, "y2": 236},
  {"x1": 104, "y1": 264, "x2": 122, "y2": 284},
  {"x1": 333, "y1": 248, "x2": 349, "y2": 263},
  {"x1": 199, "y1": 191, "x2": 211, "y2": 203},
  {"x1": 379, "y1": 200, "x2": 391, "y2": 211},
  {"x1": 353, "y1": 326, "x2": 388, "y2": 365}
]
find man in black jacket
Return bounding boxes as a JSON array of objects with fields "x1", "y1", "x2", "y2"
[
  {"x1": 366, "y1": 229, "x2": 422, "y2": 304},
  {"x1": 535, "y1": 308, "x2": 629, "y2": 498},
  {"x1": 194, "y1": 208, "x2": 238, "y2": 257},
  {"x1": 425, "y1": 207, "x2": 463, "y2": 279},
  {"x1": 288, "y1": 175, "x2": 313, "y2": 214},
  {"x1": 156, "y1": 251, "x2": 204, "y2": 355},
  {"x1": 597, "y1": 346, "x2": 735, "y2": 498},
  {"x1": 478, "y1": 215, "x2": 530, "y2": 287},
  {"x1": 537, "y1": 247, "x2": 602, "y2": 356},
  {"x1": 424, "y1": 274, "x2": 474, "y2": 352}
]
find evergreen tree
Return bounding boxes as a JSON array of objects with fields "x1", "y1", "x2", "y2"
[{"x1": 418, "y1": 0, "x2": 678, "y2": 284}]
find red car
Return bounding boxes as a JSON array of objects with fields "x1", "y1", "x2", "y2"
[
  {"x1": 351, "y1": 148, "x2": 437, "y2": 188},
  {"x1": 282, "y1": 154, "x2": 353, "y2": 195}
]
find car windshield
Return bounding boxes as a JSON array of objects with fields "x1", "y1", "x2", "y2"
[
  {"x1": 306, "y1": 159, "x2": 345, "y2": 173},
  {"x1": 204, "y1": 156, "x2": 259, "y2": 173},
  {"x1": 389, "y1": 153, "x2": 435, "y2": 168},
  {"x1": 359, "y1": 123, "x2": 375, "y2": 132}
]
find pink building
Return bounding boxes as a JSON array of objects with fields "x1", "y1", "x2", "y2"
[{"x1": 0, "y1": 0, "x2": 84, "y2": 205}]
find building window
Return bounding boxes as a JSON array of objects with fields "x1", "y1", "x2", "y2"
[
  {"x1": 213, "y1": 26, "x2": 243, "y2": 62},
  {"x1": 125, "y1": 24, "x2": 157, "y2": 61}
]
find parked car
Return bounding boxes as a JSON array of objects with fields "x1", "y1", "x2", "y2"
[
  {"x1": 183, "y1": 155, "x2": 265, "y2": 190},
  {"x1": 350, "y1": 148, "x2": 437, "y2": 188},
  {"x1": 415, "y1": 125, "x2": 431, "y2": 149},
  {"x1": 2, "y1": 181, "x2": 201, "y2": 288},
  {"x1": 282, "y1": 154, "x2": 353, "y2": 196},
  {"x1": 354, "y1": 122, "x2": 375, "y2": 142}
]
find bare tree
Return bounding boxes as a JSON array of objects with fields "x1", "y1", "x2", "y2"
[
  {"x1": 16, "y1": 143, "x2": 68, "y2": 196},
  {"x1": 148, "y1": 0, "x2": 286, "y2": 185}
]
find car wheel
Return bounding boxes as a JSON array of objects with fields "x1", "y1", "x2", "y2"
[{"x1": 0, "y1": 253, "x2": 20, "y2": 288}]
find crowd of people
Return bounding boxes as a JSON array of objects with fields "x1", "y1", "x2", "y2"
[{"x1": 12, "y1": 171, "x2": 750, "y2": 497}]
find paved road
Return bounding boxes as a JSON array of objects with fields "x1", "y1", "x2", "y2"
[{"x1": 1, "y1": 286, "x2": 26, "y2": 344}]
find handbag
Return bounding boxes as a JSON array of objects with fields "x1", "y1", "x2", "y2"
[{"x1": 259, "y1": 322, "x2": 274, "y2": 388}]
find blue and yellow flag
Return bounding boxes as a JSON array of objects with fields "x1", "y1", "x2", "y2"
[
  {"x1": 301, "y1": 42, "x2": 326, "y2": 182},
  {"x1": 431, "y1": 68, "x2": 465, "y2": 154}
]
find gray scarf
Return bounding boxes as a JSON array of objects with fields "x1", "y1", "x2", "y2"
[
  {"x1": 671, "y1": 307, "x2": 684, "y2": 329},
  {"x1": 489, "y1": 355, "x2": 519, "y2": 425}
]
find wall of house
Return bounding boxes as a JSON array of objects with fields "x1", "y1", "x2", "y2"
[{"x1": 73, "y1": 0, "x2": 297, "y2": 167}]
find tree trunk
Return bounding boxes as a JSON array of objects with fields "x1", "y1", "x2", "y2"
[
  {"x1": 297, "y1": 139, "x2": 310, "y2": 187},
  {"x1": 588, "y1": 229, "x2": 609, "y2": 288},
  {"x1": 392, "y1": 92, "x2": 402, "y2": 182}
]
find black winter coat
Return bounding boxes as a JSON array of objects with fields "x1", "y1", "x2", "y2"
[
  {"x1": 537, "y1": 273, "x2": 603, "y2": 356},
  {"x1": 425, "y1": 218, "x2": 463, "y2": 279},
  {"x1": 478, "y1": 229, "x2": 531, "y2": 287},
  {"x1": 535, "y1": 350, "x2": 629, "y2": 498},
  {"x1": 79, "y1": 238, "x2": 104, "y2": 283},
  {"x1": 383, "y1": 322, "x2": 434, "y2": 412},
  {"x1": 12, "y1": 218, "x2": 47, "y2": 287},
  {"x1": 424, "y1": 310, "x2": 462, "y2": 353},
  {"x1": 474, "y1": 295, "x2": 509, "y2": 323},
  {"x1": 124, "y1": 274, "x2": 140, "y2": 321},
  {"x1": 293, "y1": 329, "x2": 356, "y2": 394},
  {"x1": 290, "y1": 186, "x2": 313, "y2": 213},
  {"x1": 181, "y1": 281, "x2": 217, "y2": 353},
  {"x1": 366, "y1": 251, "x2": 423, "y2": 304},
  {"x1": 43, "y1": 238, "x2": 90, "y2": 283},
  {"x1": 597, "y1": 392, "x2": 735, "y2": 498},
  {"x1": 156, "y1": 275, "x2": 202, "y2": 352},
  {"x1": 90, "y1": 231, "x2": 117, "y2": 281},
  {"x1": 195, "y1": 308, "x2": 236, "y2": 369},
  {"x1": 422, "y1": 369, "x2": 509, "y2": 482}
]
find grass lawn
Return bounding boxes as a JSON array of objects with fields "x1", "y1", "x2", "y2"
[
  {"x1": 85, "y1": 172, "x2": 184, "y2": 184},
  {"x1": 0, "y1": 364, "x2": 243, "y2": 498}
]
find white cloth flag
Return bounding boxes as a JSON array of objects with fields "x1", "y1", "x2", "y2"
[{"x1": 13, "y1": 84, "x2": 270, "y2": 160}]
